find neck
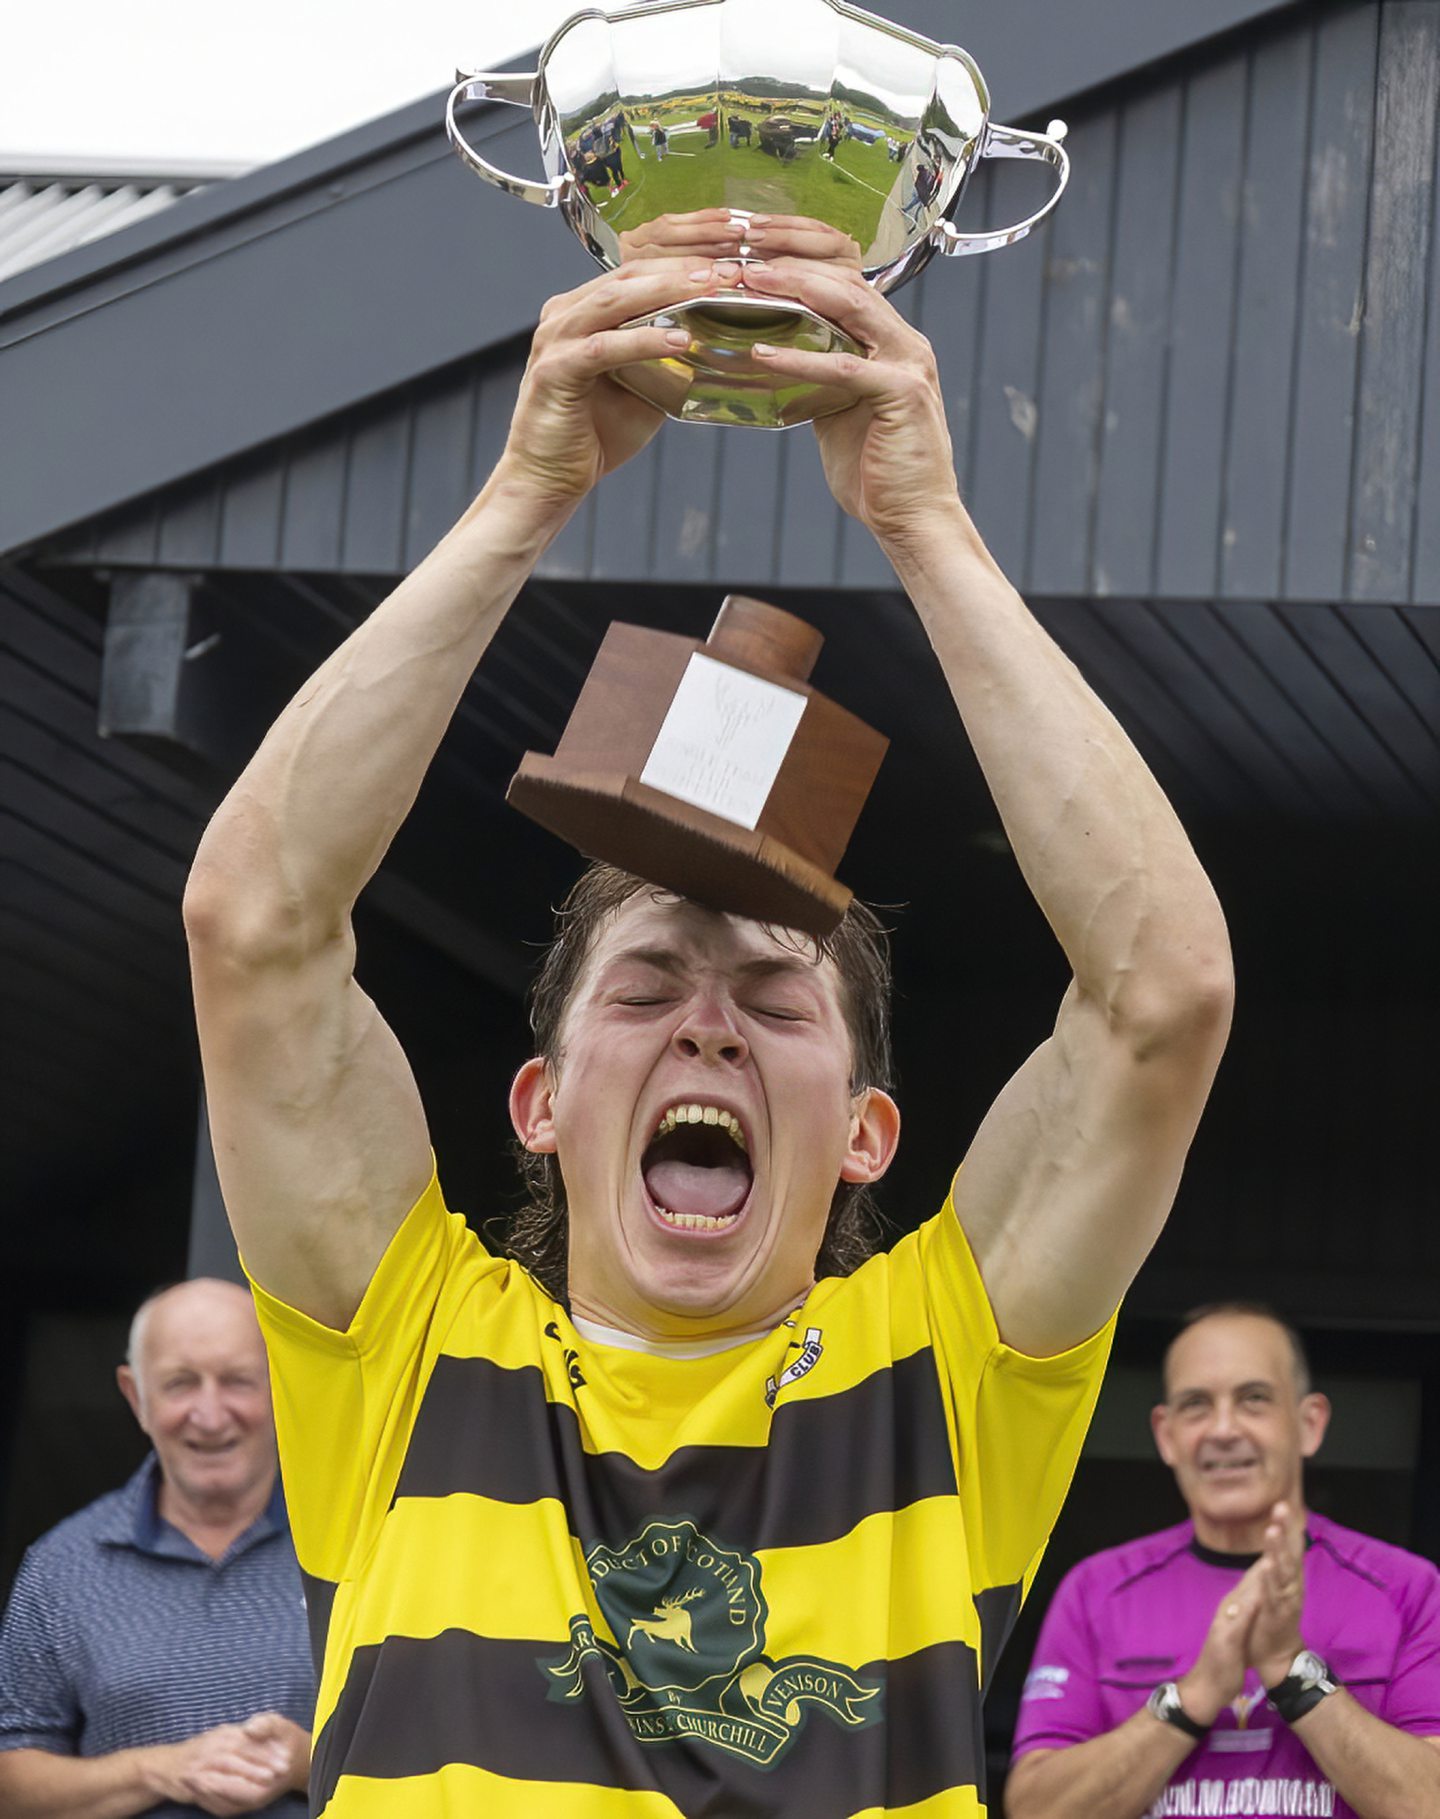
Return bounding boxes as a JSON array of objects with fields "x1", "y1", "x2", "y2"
[
  {"x1": 568, "y1": 1284, "x2": 805, "y2": 1344},
  {"x1": 1191, "y1": 1496, "x2": 1308, "y2": 1557},
  {"x1": 157, "y1": 1467, "x2": 274, "y2": 1560}
]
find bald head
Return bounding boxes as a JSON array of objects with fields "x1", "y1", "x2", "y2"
[
  {"x1": 126, "y1": 1278, "x2": 260, "y2": 1375},
  {"x1": 118, "y1": 1277, "x2": 275, "y2": 1520}
]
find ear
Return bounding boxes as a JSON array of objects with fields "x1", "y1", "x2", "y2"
[
  {"x1": 510, "y1": 1057, "x2": 558, "y2": 1155},
  {"x1": 839, "y1": 1088, "x2": 901, "y2": 1185},
  {"x1": 1150, "y1": 1402, "x2": 1178, "y2": 1468},
  {"x1": 1298, "y1": 1391, "x2": 1331, "y2": 1460},
  {"x1": 116, "y1": 1364, "x2": 146, "y2": 1433}
]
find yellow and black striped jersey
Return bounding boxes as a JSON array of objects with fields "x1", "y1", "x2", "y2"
[{"x1": 251, "y1": 1167, "x2": 1113, "y2": 1817}]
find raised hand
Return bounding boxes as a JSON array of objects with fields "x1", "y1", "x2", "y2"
[
  {"x1": 1248, "y1": 1501, "x2": 1309, "y2": 1687},
  {"x1": 492, "y1": 259, "x2": 746, "y2": 511},
  {"x1": 738, "y1": 258, "x2": 960, "y2": 545},
  {"x1": 1176, "y1": 1561, "x2": 1264, "y2": 1728}
]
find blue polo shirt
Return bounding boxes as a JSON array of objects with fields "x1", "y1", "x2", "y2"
[{"x1": 0, "y1": 1455, "x2": 314, "y2": 1818}]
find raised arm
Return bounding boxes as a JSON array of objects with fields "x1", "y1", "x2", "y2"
[
  {"x1": 185, "y1": 260, "x2": 741, "y2": 1327},
  {"x1": 743, "y1": 261, "x2": 1234, "y2": 1355}
]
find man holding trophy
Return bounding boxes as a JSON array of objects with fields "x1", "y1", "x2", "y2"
[{"x1": 183, "y1": 7, "x2": 1234, "y2": 1815}]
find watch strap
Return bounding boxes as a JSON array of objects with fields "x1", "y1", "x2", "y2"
[
  {"x1": 1147, "y1": 1681, "x2": 1210, "y2": 1741},
  {"x1": 1266, "y1": 1652, "x2": 1339, "y2": 1725}
]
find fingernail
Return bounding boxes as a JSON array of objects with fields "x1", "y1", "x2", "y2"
[
  {"x1": 753, "y1": 342, "x2": 776, "y2": 356},
  {"x1": 749, "y1": 214, "x2": 771, "y2": 225},
  {"x1": 742, "y1": 257, "x2": 767, "y2": 270},
  {"x1": 745, "y1": 226, "x2": 766, "y2": 242},
  {"x1": 688, "y1": 266, "x2": 712, "y2": 280},
  {"x1": 714, "y1": 260, "x2": 740, "y2": 278},
  {"x1": 665, "y1": 328, "x2": 690, "y2": 346}
]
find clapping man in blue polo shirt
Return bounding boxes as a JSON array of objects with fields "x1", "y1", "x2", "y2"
[{"x1": 0, "y1": 1279, "x2": 315, "y2": 1817}]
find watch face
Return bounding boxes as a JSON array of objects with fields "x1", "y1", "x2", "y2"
[{"x1": 1294, "y1": 1651, "x2": 1331, "y2": 1689}]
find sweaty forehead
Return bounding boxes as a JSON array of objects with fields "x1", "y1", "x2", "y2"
[{"x1": 581, "y1": 893, "x2": 841, "y2": 994}]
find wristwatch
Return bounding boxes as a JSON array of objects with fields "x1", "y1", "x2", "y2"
[
  {"x1": 1146, "y1": 1681, "x2": 1210, "y2": 1741},
  {"x1": 1266, "y1": 1649, "x2": 1339, "y2": 1724}
]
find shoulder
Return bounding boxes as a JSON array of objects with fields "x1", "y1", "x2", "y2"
[
  {"x1": 19, "y1": 1481, "x2": 136, "y2": 1574},
  {"x1": 1309, "y1": 1513, "x2": 1440, "y2": 1610},
  {"x1": 1059, "y1": 1521, "x2": 1196, "y2": 1606}
]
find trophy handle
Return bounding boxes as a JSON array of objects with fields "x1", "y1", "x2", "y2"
[
  {"x1": 931, "y1": 119, "x2": 1070, "y2": 257},
  {"x1": 446, "y1": 72, "x2": 567, "y2": 208}
]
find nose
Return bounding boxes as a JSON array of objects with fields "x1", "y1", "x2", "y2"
[
  {"x1": 186, "y1": 1382, "x2": 230, "y2": 1432},
  {"x1": 671, "y1": 994, "x2": 748, "y2": 1067},
  {"x1": 1208, "y1": 1398, "x2": 1242, "y2": 1443}
]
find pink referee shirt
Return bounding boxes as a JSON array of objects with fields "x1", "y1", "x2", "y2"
[{"x1": 1012, "y1": 1513, "x2": 1440, "y2": 1818}]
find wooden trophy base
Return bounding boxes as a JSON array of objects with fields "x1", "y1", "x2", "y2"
[{"x1": 506, "y1": 596, "x2": 887, "y2": 938}]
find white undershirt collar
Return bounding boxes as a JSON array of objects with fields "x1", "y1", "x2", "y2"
[{"x1": 570, "y1": 1313, "x2": 787, "y2": 1359}]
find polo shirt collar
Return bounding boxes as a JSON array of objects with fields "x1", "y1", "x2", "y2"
[{"x1": 98, "y1": 1453, "x2": 288, "y2": 1563}]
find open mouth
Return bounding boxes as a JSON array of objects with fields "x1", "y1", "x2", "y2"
[
  {"x1": 641, "y1": 1102, "x2": 754, "y2": 1234},
  {"x1": 1201, "y1": 1457, "x2": 1259, "y2": 1475}
]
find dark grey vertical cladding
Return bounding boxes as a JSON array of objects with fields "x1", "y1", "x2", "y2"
[
  {"x1": 1153, "y1": 53, "x2": 1249, "y2": 601},
  {"x1": 1029, "y1": 110, "x2": 1118, "y2": 599},
  {"x1": 1414, "y1": 90, "x2": 1440, "y2": 607},
  {"x1": 965, "y1": 196, "x2": 1048, "y2": 584},
  {"x1": 590, "y1": 438, "x2": 664, "y2": 581},
  {"x1": 1219, "y1": 600, "x2": 1393, "y2": 815},
  {"x1": 711, "y1": 413, "x2": 785, "y2": 586},
  {"x1": 1349, "y1": 0, "x2": 1440, "y2": 600},
  {"x1": 776, "y1": 425, "x2": 845, "y2": 588},
  {"x1": 403, "y1": 378, "x2": 478, "y2": 569},
  {"x1": 1090, "y1": 86, "x2": 1183, "y2": 600},
  {"x1": 650, "y1": 419, "x2": 724, "y2": 586},
  {"x1": 471, "y1": 359, "x2": 520, "y2": 499},
  {"x1": 218, "y1": 454, "x2": 286, "y2": 568},
  {"x1": 1268, "y1": 601, "x2": 1436, "y2": 810},
  {"x1": 96, "y1": 500, "x2": 161, "y2": 567},
  {"x1": 1150, "y1": 601, "x2": 1330, "y2": 817},
  {"x1": 1283, "y1": 3, "x2": 1379, "y2": 602},
  {"x1": 341, "y1": 403, "x2": 413, "y2": 573},
  {"x1": 279, "y1": 427, "x2": 349, "y2": 573},
  {"x1": 937, "y1": 163, "x2": 990, "y2": 508},
  {"x1": 1220, "y1": 25, "x2": 1312, "y2": 601},
  {"x1": 1035, "y1": 599, "x2": 1234, "y2": 817},
  {"x1": 156, "y1": 478, "x2": 222, "y2": 568}
]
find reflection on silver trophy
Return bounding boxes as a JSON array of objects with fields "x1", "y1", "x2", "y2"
[{"x1": 447, "y1": 0, "x2": 1070, "y2": 428}]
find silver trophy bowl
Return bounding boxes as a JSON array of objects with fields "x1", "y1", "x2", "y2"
[{"x1": 448, "y1": 0, "x2": 1069, "y2": 427}]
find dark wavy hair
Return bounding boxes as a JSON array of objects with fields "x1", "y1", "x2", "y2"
[{"x1": 506, "y1": 863, "x2": 896, "y2": 1301}]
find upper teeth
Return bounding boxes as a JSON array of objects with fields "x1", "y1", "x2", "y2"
[{"x1": 654, "y1": 1103, "x2": 747, "y2": 1150}]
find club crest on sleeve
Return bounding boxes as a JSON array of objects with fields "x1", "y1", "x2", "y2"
[{"x1": 765, "y1": 1327, "x2": 824, "y2": 1408}]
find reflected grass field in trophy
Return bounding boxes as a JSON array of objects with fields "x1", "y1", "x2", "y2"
[{"x1": 566, "y1": 107, "x2": 916, "y2": 250}]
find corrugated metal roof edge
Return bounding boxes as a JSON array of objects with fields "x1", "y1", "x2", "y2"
[
  {"x1": 0, "y1": 73, "x2": 522, "y2": 320},
  {"x1": 0, "y1": 155, "x2": 249, "y2": 183}
]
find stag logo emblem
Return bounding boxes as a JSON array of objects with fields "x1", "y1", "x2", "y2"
[
  {"x1": 628, "y1": 1586, "x2": 705, "y2": 1652},
  {"x1": 538, "y1": 1517, "x2": 883, "y2": 1766}
]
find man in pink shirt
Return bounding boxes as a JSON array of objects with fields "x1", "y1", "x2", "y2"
[{"x1": 1008, "y1": 1303, "x2": 1440, "y2": 1818}]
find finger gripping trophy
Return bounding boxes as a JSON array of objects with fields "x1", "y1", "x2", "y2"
[
  {"x1": 447, "y1": 0, "x2": 1071, "y2": 934},
  {"x1": 448, "y1": 0, "x2": 1069, "y2": 430}
]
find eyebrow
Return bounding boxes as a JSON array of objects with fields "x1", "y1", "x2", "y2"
[
  {"x1": 600, "y1": 947, "x2": 820, "y2": 983},
  {"x1": 1172, "y1": 1378, "x2": 1277, "y2": 1401}
]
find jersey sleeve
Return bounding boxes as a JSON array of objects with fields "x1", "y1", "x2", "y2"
[
  {"x1": 0, "y1": 1548, "x2": 79, "y2": 1754},
  {"x1": 1383, "y1": 1556, "x2": 1440, "y2": 1736},
  {"x1": 915, "y1": 1183, "x2": 1116, "y2": 1616},
  {"x1": 1010, "y1": 1561, "x2": 1110, "y2": 1755},
  {"x1": 246, "y1": 1164, "x2": 509, "y2": 1584}
]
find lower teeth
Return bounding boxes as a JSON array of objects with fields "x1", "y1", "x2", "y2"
[{"x1": 655, "y1": 1207, "x2": 737, "y2": 1230}]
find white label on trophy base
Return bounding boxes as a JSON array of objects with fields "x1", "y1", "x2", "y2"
[{"x1": 640, "y1": 654, "x2": 807, "y2": 829}]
